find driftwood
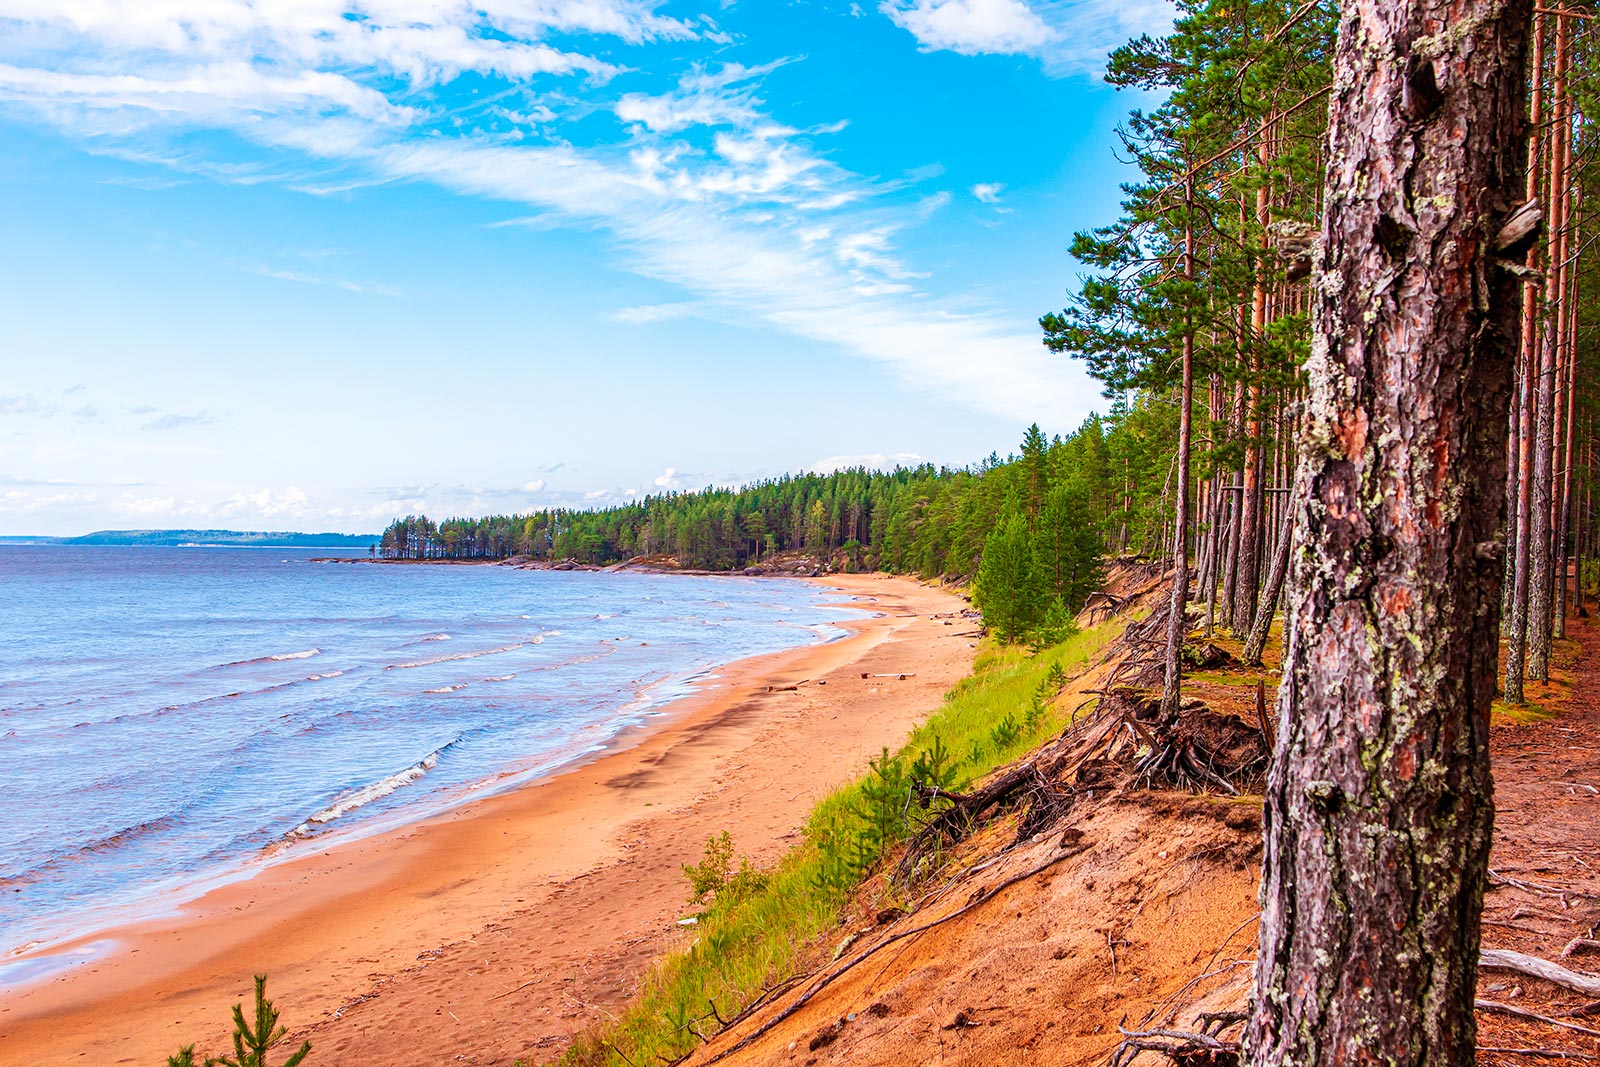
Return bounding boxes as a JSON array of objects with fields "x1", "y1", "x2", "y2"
[{"x1": 1481, "y1": 948, "x2": 1600, "y2": 996}]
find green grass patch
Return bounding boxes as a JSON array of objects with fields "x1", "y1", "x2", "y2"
[
  {"x1": 1491, "y1": 698, "x2": 1556, "y2": 726},
  {"x1": 560, "y1": 620, "x2": 1119, "y2": 1067}
]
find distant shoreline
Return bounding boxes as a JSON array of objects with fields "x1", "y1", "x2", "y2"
[
  {"x1": 311, "y1": 553, "x2": 832, "y2": 577},
  {"x1": 1, "y1": 532, "x2": 377, "y2": 549}
]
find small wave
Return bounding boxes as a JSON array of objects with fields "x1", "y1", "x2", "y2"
[
  {"x1": 307, "y1": 670, "x2": 344, "y2": 680},
  {"x1": 483, "y1": 674, "x2": 516, "y2": 682},
  {"x1": 421, "y1": 633, "x2": 450, "y2": 642},
  {"x1": 595, "y1": 613, "x2": 618, "y2": 620},
  {"x1": 286, "y1": 738, "x2": 460, "y2": 839},
  {"x1": 424, "y1": 684, "x2": 467, "y2": 694},
  {"x1": 386, "y1": 644, "x2": 525, "y2": 670},
  {"x1": 216, "y1": 648, "x2": 321, "y2": 669},
  {"x1": 0, "y1": 813, "x2": 183, "y2": 891}
]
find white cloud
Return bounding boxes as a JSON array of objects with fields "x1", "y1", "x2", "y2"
[
  {"x1": 522, "y1": 479, "x2": 547, "y2": 492},
  {"x1": 653, "y1": 467, "x2": 685, "y2": 489},
  {"x1": 881, "y1": 0, "x2": 1053, "y2": 56},
  {"x1": 807, "y1": 452, "x2": 929, "y2": 474},
  {"x1": 971, "y1": 181, "x2": 1004, "y2": 203},
  {"x1": 880, "y1": 0, "x2": 1172, "y2": 76}
]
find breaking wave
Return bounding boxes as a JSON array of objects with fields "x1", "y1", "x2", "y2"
[
  {"x1": 387, "y1": 644, "x2": 526, "y2": 670},
  {"x1": 286, "y1": 738, "x2": 461, "y2": 840}
]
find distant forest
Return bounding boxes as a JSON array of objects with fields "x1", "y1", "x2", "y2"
[{"x1": 379, "y1": 404, "x2": 1181, "y2": 606}]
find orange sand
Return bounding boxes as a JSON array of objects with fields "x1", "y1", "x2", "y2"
[{"x1": 0, "y1": 574, "x2": 973, "y2": 1066}]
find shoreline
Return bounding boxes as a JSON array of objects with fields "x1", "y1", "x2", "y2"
[{"x1": 0, "y1": 574, "x2": 973, "y2": 1066}]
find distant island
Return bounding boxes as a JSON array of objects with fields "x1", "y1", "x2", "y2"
[{"x1": 0, "y1": 529, "x2": 379, "y2": 548}]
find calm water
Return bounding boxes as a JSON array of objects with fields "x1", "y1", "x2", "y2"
[{"x1": 0, "y1": 547, "x2": 858, "y2": 972}]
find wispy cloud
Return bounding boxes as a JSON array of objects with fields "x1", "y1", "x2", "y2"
[
  {"x1": 143, "y1": 411, "x2": 217, "y2": 431},
  {"x1": 246, "y1": 264, "x2": 402, "y2": 297},
  {"x1": 0, "y1": 394, "x2": 54, "y2": 416},
  {"x1": 612, "y1": 302, "x2": 702, "y2": 323}
]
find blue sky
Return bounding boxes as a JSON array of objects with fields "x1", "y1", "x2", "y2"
[{"x1": 0, "y1": 0, "x2": 1166, "y2": 535}]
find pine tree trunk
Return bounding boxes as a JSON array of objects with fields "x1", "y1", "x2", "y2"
[
  {"x1": 1505, "y1": 12, "x2": 1546, "y2": 705},
  {"x1": 1161, "y1": 180, "x2": 1197, "y2": 719},
  {"x1": 1243, "y1": 497, "x2": 1293, "y2": 668},
  {"x1": 1232, "y1": 417, "x2": 1265, "y2": 634},
  {"x1": 1244, "y1": 0, "x2": 1529, "y2": 1061},
  {"x1": 1529, "y1": 15, "x2": 1568, "y2": 682},
  {"x1": 1554, "y1": 249, "x2": 1577, "y2": 640}
]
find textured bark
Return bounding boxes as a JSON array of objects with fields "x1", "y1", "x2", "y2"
[{"x1": 1244, "y1": 0, "x2": 1527, "y2": 1064}]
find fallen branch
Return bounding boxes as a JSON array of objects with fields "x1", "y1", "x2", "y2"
[
  {"x1": 1477, "y1": 1049, "x2": 1600, "y2": 1062},
  {"x1": 1481, "y1": 949, "x2": 1600, "y2": 996},
  {"x1": 1478, "y1": 999, "x2": 1600, "y2": 1038}
]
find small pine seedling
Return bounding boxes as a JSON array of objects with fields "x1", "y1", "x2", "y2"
[{"x1": 167, "y1": 974, "x2": 310, "y2": 1067}]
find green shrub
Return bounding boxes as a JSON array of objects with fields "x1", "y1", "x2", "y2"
[{"x1": 682, "y1": 832, "x2": 767, "y2": 906}]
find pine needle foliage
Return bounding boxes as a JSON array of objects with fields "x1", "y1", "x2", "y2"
[{"x1": 166, "y1": 975, "x2": 311, "y2": 1067}]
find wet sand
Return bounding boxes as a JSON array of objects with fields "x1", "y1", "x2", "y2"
[{"x1": 0, "y1": 574, "x2": 974, "y2": 1066}]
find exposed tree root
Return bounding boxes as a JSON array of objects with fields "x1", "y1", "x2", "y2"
[
  {"x1": 1481, "y1": 948, "x2": 1600, "y2": 996},
  {"x1": 1108, "y1": 1011, "x2": 1245, "y2": 1067}
]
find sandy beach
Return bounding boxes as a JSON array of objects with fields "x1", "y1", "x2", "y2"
[{"x1": 0, "y1": 574, "x2": 973, "y2": 1066}]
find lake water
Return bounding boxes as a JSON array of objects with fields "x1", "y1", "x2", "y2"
[{"x1": 0, "y1": 546, "x2": 859, "y2": 977}]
